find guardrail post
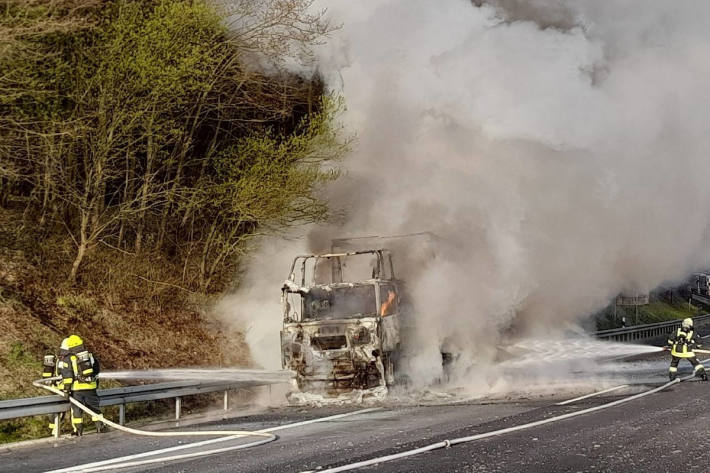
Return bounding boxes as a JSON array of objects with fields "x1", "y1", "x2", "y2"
[
  {"x1": 175, "y1": 396, "x2": 181, "y2": 420},
  {"x1": 119, "y1": 404, "x2": 125, "y2": 425},
  {"x1": 223, "y1": 390, "x2": 229, "y2": 411},
  {"x1": 53, "y1": 413, "x2": 60, "y2": 438}
]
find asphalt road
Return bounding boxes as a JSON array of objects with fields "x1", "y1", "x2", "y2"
[{"x1": 2, "y1": 353, "x2": 708, "y2": 473}]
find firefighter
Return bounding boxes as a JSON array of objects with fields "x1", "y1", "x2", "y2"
[
  {"x1": 42, "y1": 352, "x2": 63, "y2": 436},
  {"x1": 667, "y1": 318, "x2": 707, "y2": 381},
  {"x1": 57, "y1": 335, "x2": 102, "y2": 436}
]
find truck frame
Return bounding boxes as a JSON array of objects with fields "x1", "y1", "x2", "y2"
[{"x1": 280, "y1": 249, "x2": 401, "y2": 395}]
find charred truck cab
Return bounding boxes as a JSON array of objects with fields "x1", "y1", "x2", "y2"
[{"x1": 280, "y1": 250, "x2": 400, "y2": 395}]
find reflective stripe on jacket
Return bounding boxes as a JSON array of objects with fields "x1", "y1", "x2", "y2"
[
  {"x1": 59, "y1": 354, "x2": 97, "y2": 391},
  {"x1": 42, "y1": 364, "x2": 55, "y2": 378},
  {"x1": 669, "y1": 328, "x2": 697, "y2": 358}
]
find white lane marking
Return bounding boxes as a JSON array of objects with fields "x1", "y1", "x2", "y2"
[
  {"x1": 555, "y1": 384, "x2": 629, "y2": 406},
  {"x1": 47, "y1": 408, "x2": 380, "y2": 473},
  {"x1": 314, "y1": 378, "x2": 686, "y2": 473},
  {"x1": 70, "y1": 436, "x2": 278, "y2": 473},
  {"x1": 261, "y1": 407, "x2": 380, "y2": 433}
]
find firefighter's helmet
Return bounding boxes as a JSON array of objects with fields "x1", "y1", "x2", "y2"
[
  {"x1": 682, "y1": 318, "x2": 693, "y2": 330},
  {"x1": 60, "y1": 334, "x2": 84, "y2": 350}
]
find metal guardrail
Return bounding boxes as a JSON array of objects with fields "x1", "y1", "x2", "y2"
[
  {"x1": 594, "y1": 314, "x2": 710, "y2": 342},
  {"x1": 615, "y1": 294, "x2": 650, "y2": 306},
  {"x1": 692, "y1": 293, "x2": 710, "y2": 307},
  {"x1": 0, "y1": 378, "x2": 285, "y2": 435}
]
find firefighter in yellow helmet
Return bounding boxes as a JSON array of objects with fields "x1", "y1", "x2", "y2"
[
  {"x1": 57, "y1": 334, "x2": 102, "y2": 436},
  {"x1": 667, "y1": 318, "x2": 707, "y2": 381}
]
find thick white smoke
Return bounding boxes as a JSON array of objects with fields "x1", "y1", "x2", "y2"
[{"x1": 220, "y1": 0, "x2": 710, "y2": 387}]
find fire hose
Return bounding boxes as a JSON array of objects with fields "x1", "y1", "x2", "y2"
[
  {"x1": 662, "y1": 347, "x2": 710, "y2": 354},
  {"x1": 33, "y1": 377, "x2": 277, "y2": 472}
]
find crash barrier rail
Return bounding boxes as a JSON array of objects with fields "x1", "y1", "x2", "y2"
[
  {"x1": 692, "y1": 293, "x2": 710, "y2": 307},
  {"x1": 594, "y1": 313, "x2": 710, "y2": 342},
  {"x1": 0, "y1": 378, "x2": 282, "y2": 437},
  {"x1": 615, "y1": 294, "x2": 650, "y2": 306}
]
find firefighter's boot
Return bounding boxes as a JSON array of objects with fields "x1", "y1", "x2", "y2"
[{"x1": 695, "y1": 364, "x2": 707, "y2": 381}]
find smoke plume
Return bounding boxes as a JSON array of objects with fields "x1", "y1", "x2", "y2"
[{"x1": 220, "y1": 0, "x2": 710, "y2": 387}]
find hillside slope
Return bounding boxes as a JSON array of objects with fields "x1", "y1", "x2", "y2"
[{"x1": 0, "y1": 207, "x2": 249, "y2": 400}]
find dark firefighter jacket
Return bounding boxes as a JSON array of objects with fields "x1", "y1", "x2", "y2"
[
  {"x1": 668, "y1": 327, "x2": 702, "y2": 358},
  {"x1": 58, "y1": 346, "x2": 99, "y2": 391},
  {"x1": 42, "y1": 360, "x2": 56, "y2": 379}
]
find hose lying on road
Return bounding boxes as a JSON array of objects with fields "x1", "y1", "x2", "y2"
[
  {"x1": 311, "y1": 373, "x2": 698, "y2": 473},
  {"x1": 33, "y1": 378, "x2": 277, "y2": 472},
  {"x1": 54, "y1": 408, "x2": 381, "y2": 473},
  {"x1": 56, "y1": 408, "x2": 380, "y2": 473}
]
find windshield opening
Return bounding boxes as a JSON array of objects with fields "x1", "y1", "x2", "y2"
[{"x1": 303, "y1": 285, "x2": 377, "y2": 320}]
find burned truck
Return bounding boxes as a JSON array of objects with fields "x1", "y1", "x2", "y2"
[{"x1": 280, "y1": 249, "x2": 401, "y2": 394}]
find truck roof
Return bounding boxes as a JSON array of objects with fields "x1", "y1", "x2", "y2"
[{"x1": 292, "y1": 249, "x2": 388, "y2": 259}]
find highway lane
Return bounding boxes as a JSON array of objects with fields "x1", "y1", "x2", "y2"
[
  {"x1": 139, "y1": 381, "x2": 710, "y2": 473},
  {"x1": 1, "y1": 353, "x2": 706, "y2": 473},
  {"x1": 0, "y1": 402, "x2": 539, "y2": 472},
  {"x1": 361, "y1": 379, "x2": 710, "y2": 473},
  {"x1": 0, "y1": 407, "x2": 366, "y2": 473}
]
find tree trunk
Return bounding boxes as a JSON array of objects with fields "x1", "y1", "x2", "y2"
[
  {"x1": 135, "y1": 113, "x2": 156, "y2": 253},
  {"x1": 180, "y1": 122, "x2": 220, "y2": 227},
  {"x1": 156, "y1": 154, "x2": 183, "y2": 250},
  {"x1": 117, "y1": 151, "x2": 132, "y2": 248},
  {"x1": 199, "y1": 220, "x2": 218, "y2": 288},
  {"x1": 39, "y1": 152, "x2": 51, "y2": 227},
  {"x1": 0, "y1": 177, "x2": 7, "y2": 208},
  {"x1": 69, "y1": 211, "x2": 89, "y2": 282}
]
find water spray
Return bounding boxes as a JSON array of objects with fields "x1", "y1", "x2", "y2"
[
  {"x1": 505, "y1": 338, "x2": 665, "y2": 364},
  {"x1": 98, "y1": 368, "x2": 294, "y2": 383}
]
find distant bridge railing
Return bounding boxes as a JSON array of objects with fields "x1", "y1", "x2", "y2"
[
  {"x1": 0, "y1": 378, "x2": 286, "y2": 438},
  {"x1": 615, "y1": 294, "x2": 650, "y2": 306},
  {"x1": 594, "y1": 314, "x2": 710, "y2": 343}
]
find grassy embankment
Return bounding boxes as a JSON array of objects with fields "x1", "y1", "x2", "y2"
[
  {"x1": 636, "y1": 300, "x2": 700, "y2": 323},
  {"x1": 597, "y1": 298, "x2": 700, "y2": 331}
]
